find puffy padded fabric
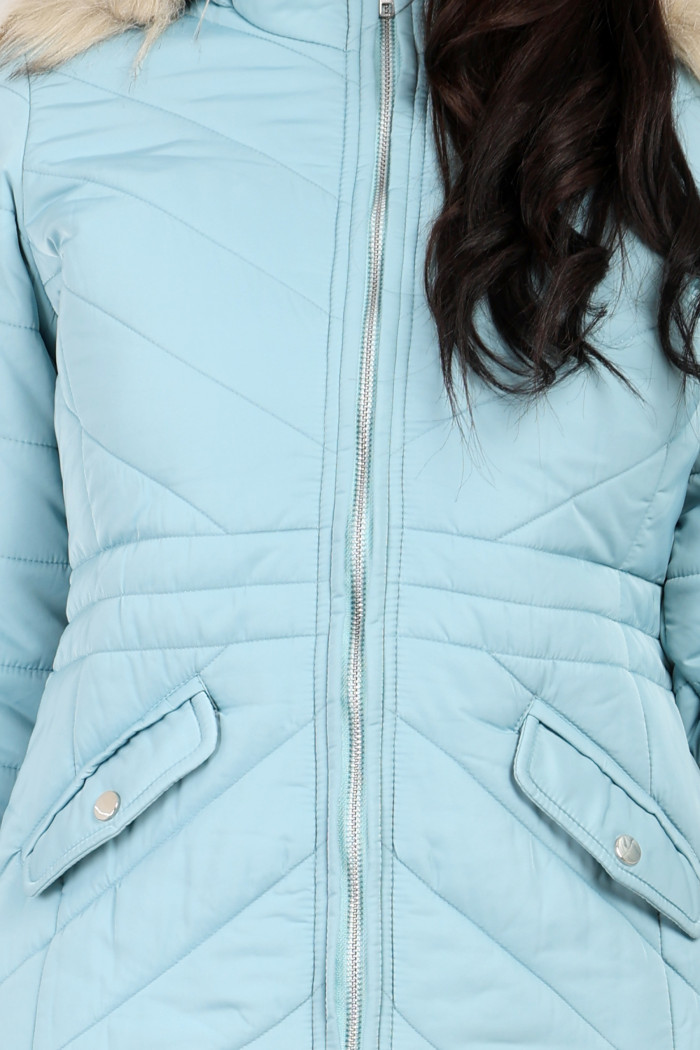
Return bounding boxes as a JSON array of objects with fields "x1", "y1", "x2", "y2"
[{"x1": 3, "y1": 1, "x2": 700, "y2": 1047}]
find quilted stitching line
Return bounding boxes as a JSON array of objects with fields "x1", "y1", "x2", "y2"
[
  {"x1": 79, "y1": 428, "x2": 100, "y2": 546},
  {"x1": 55, "y1": 634, "x2": 315, "y2": 677},
  {"x1": 230, "y1": 993, "x2": 313, "y2": 1050},
  {"x1": 308, "y1": 18, "x2": 351, "y2": 1047},
  {"x1": 25, "y1": 166, "x2": 332, "y2": 317},
  {"x1": 658, "y1": 919, "x2": 677, "y2": 1050},
  {"x1": 524, "y1": 728, "x2": 700, "y2": 925},
  {"x1": 62, "y1": 281, "x2": 328, "y2": 451},
  {"x1": 392, "y1": 385, "x2": 517, "y2": 452},
  {"x1": 387, "y1": 996, "x2": 439, "y2": 1050},
  {"x1": 53, "y1": 70, "x2": 339, "y2": 202},
  {"x1": 619, "y1": 439, "x2": 672, "y2": 574},
  {"x1": 389, "y1": 45, "x2": 431, "y2": 1050},
  {"x1": 401, "y1": 579, "x2": 659, "y2": 639},
  {"x1": 30, "y1": 876, "x2": 62, "y2": 1050},
  {"x1": 622, "y1": 620, "x2": 653, "y2": 794},
  {"x1": 59, "y1": 394, "x2": 230, "y2": 534},
  {"x1": 496, "y1": 442, "x2": 669, "y2": 540},
  {"x1": 402, "y1": 632, "x2": 671, "y2": 689},
  {"x1": 0, "y1": 81, "x2": 26, "y2": 103},
  {"x1": 65, "y1": 579, "x2": 318, "y2": 628},
  {"x1": 0, "y1": 553, "x2": 69, "y2": 567},
  {"x1": 180, "y1": 9, "x2": 347, "y2": 65},
  {"x1": 0, "y1": 433, "x2": 57, "y2": 450},
  {"x1": 56, "y1": 850, "x2": 315, "y2": 1049},
  {"x1": 0, "y1": 662, "x2": 52, "y2": 674},
  {"x1": 397, "y1": 712, "x2": 700, "y2": 993},
  {"x1": 393, "y1": 850, "x2": 622, "y2": 1050},
  {"x1": 0, "y1": 317, "x2": 39, "y2": 332},
  {"x1": 69, "y1": 525, "x2": 318, "y2": 574},
  {"x1": 376, "y1": 5, "x2": 422, "y2": 1035},
  {"x1": 56, "y1": 341, "x2": 100, "y2": 559},
  {"x1": 405, "y1": 525, "x2": 665, "y2": 586},
  {"x1": 320, "y1": 19, "x2": 362, "y2": 1040},
  {"x1": 0, "y1": 712, "x2": 314, "y2": 991}
]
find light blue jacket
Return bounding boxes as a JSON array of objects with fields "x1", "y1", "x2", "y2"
[{"x1": 2, "y1": 1, "x2": 700, "y2": 1047}]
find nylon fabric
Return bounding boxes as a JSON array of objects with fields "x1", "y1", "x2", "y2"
[{"x1": 2, "y1": 1, "x2": 700, "y2": 1047}]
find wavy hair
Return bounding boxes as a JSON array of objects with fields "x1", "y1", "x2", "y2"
[
  {"x1": 421, "y1": 0, "x2": 700, "y2": 421},
  {"x1": 1, "y1": 0, "x2": 700, "y2": 424}
]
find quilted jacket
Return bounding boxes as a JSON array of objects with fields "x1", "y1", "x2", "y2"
[{"x1": 4, "y1": 0, "x2": 700, "y2": 1047}]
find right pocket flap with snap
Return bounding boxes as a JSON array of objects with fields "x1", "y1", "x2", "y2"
[
  {"x1": 513, "y1": 697, "x2": 700, "y2": 938},
  {"x1": 21, "y1": 673, "x2": 220, "y2": 897}
]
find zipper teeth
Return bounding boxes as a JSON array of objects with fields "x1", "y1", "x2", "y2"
[{"x1": 345, "y1": 6, "x2": 395, "y2": 1050}]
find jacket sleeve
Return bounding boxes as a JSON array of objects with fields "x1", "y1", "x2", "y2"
[
  {"x1": 0, "y1": 71, "x2": 70, "y2": 821},
  {"x1": 659, "y1": 65, "x2": 700, "y2": 765},
  {"x1": 660, "y1": 441, "x2": 700, "y2": 766}
]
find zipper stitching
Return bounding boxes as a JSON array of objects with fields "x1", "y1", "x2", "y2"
[{"x1": 343, "y1": 3, "x2": 396, "y2": 1049}]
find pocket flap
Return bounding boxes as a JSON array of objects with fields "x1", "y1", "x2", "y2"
[
  {"x1": 21, "y1": 673, "x2": 219, "y2": 897},
  {"x1": 513, "y1": 697, "x2": 700, "y2": 938}
]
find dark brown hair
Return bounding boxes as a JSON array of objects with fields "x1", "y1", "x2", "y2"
[{"x1": 422, "y1": 0, "x2": 700, "y2": 422}]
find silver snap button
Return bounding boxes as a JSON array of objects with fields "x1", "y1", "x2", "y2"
[
  {"x1": 614, "y1": 834, "x2": 641, "y2": 866},
  {"x1": 93, "y1": 790, "x2": 121, "y2": 821}
]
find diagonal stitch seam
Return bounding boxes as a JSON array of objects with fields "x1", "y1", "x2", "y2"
[
  {"x1": 400, "y1": 579, "x2": 659, "y2": 639},
  {"x1": 496, "y1": 442, "x2": 669, "y2": 540},
  {"x1": 401, "y1": 632, "x2": 670, "y2": 689},
  {"x1": 386, "y1": 994, "x2": 440, "y2": 1050},
  {"x1": 56, "y1": 850, "x2": 315, "y2": 1049},
  {"x1": 620, "y1": 439, "x2": 672, "y2": 573},
  {"x1": 397, "y1": 711, "x2": 700, "y2": 990},
  {"x1": 394, "y1": 851, "x2": 621, "y2": 1050},
  {"x1": 53, "y1": 69, "x2": 339, "y2": 202},
  {"x1": 24, "y1": 166, "x2": 332, "y2": 317},
  {"x1": 0, "y1": 712, "x2": 315, "y2": 991},
  {"x1": 53, "y1": 634, "x2": 315, "y2": 677},
  {"x1": 308, "y1": 12, "x2": 352, "y2": 1044},
  {"x1": 69, "y1": 525, "x2": 319, "y2": 574},
  {"x1": 61, "y1": 281, "x2": 328, "y2": 451},
  {"x1": 180, "y1": 8, "x2": 347, "y2": 62},
  {"x1": 60, "y1": 396, "x2": 229, "y2": 533},
  {"x1": 0, "y1": 552, "x2": 69, "y2": 567},
  {"x1": 0, "y1": 433, "x2": 57, "y2": 450},
  {"x1": 65, "y1": 577, "x2": 318, "y2": 629},
  {"x1": 0, "y1": 317, "x2": 39, "y2": 332},
  {"x1": 404, "y1": 525, "x2": 665, "y2": 586}
]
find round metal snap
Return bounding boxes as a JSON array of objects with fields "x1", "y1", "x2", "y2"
[
  {"x1": 614, "y1": 834, "x2": 641, "y2": 866},
  {"x1": 93, "y1": 789, "x2": 121, "y2": 821}
]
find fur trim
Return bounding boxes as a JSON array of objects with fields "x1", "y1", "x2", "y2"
[
  {"x1": 665, "y1": 0, "x2": 700, "y2": 78},
  {"x1": 0, "y1": 0, "x2": 194, "y2": 77},
  {"x1": 0, "y1": 0, "x2": 698, "y2": 80}
]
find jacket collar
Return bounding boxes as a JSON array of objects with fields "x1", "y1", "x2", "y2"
[
  {"x1": 202, "y1": 0, "x2": 416, "y2": 49},
  {"x1": 0, "y1": 0, "x2": 698, "y2": 84}
]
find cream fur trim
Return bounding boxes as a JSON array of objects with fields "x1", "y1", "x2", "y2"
[
  {"x1": 0, "y1": 0, "x2": 698, "y2": 80},
  {"x1": 0, "y1": 0, "x2": 194, "y2": 76},
  {"x1": 665, "y1": 0, "x2": 700, "y2": 79}
]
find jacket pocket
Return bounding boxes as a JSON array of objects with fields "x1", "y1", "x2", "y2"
[
  {"x1": 513, "y1": 696, "x2": 700, "y2": 938},
  {"x1": 20, "y1": 672, "x2": 220, "y2": 897}
]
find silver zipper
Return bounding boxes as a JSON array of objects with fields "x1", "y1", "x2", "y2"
[{"x1": 343, "y1": 3, "x2": 396, "y2": 1049}]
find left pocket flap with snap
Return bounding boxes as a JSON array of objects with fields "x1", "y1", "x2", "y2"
[{"x1": 20, "y1": 673, "x2": 220, "y2": 897}]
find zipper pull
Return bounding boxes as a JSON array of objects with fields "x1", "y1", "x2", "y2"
[{"x1": 379, "y1": 0, "x2": 395, "y2": 17}]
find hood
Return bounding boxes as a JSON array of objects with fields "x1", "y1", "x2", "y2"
[{"x1": 0, "y1": 0, "x2": 698, "y2": 82}]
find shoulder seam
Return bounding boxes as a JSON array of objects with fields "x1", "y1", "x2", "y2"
[{"x1": 18, "y1": 61, "x2": 30, "y2": 238}]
